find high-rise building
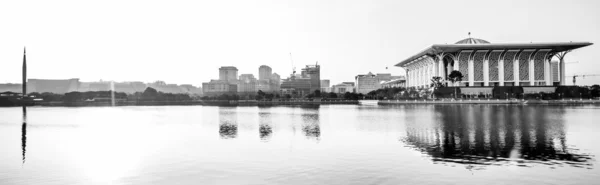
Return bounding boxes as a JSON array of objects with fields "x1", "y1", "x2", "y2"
[
  {"x1": 320, "y1": 79, "x2": 331, "y2": 93},
  {"x1": 301, "y1": 65, "x2": 320, "y2": 93},
  {"x1": 239, "y1": 74, "x2": 257, "y2": 82},
  {"x1": 271, "y1": 73, "x2": 281, "y2": 91},
  {"x1": 320, "y1": 80, "x2": 330, "y2": 88},
  {"x1": 259, "y1": 65, "x2": 272, "y2": 80},
  {"x1": 281, "y1": 64, "x2": 320, "y2": 97},
  {"x1": 219, "y1": 66, "x2": 238, "y2": 82},
  {"x1": 271, "y1": 73, "x2": 280, "y2": 83},
  {"x1": 238, "y1": 74, "x2": 257, "y2": 93}
]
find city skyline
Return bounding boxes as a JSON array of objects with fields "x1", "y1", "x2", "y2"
[{"x1": 1, "y1": 0, "x2": 599, "y2": 86}]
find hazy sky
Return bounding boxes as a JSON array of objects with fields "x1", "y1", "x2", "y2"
[{"x1": 1, "y1": 0, "x2": 599, "y2": 86}]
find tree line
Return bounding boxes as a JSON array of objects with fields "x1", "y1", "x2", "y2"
[{"x1": 28, "y1": 87, "x2": 194, "y2": 103}]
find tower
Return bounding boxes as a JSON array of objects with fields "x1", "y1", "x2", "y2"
[
  {"x1": 22, "y1": 47, "x2": 27, "y2": 97},
  {"x1": 259, "y1": 65, "x2": 272, "y2": 80}
]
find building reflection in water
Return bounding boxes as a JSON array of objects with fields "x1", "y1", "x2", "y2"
[
  {"x1": 258, "y1": 108, "x2": 273, "y2": 141},
  {"x1": 218, "y1": 107, "x2": 238, "y2": 139},
  {"x1": 301, "y1": 106, "x2": 320, "y2": 140},
  {"x1": 21, "y1": 106, "x2": 27, "y2": 164},
  {"x1": 403, "y1": 105, "x2": 593, "y2": 169}
]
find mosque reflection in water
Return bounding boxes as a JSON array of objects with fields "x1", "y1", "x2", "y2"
[{"x1": 403, "y1": 105, "x2": 593, "y2": 169}]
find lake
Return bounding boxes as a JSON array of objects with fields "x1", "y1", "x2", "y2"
[{"x1": 0, "y1": 105, "x2": 598, "y2": 185}]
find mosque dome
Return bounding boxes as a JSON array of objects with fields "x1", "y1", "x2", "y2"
[{"x1": 455, "y1": 37, "x2": 491, "y2": 44}]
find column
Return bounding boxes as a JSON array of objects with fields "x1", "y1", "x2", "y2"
[
  {"x1": 409, "y1": 69, "x2": 413, "y2": 87},
  {"x1": 514, "y1": 59, "x2": 520, "y2": 86},
  {"x1": 422, "y1": 65, "x2": 426, "y2": 87},
  {"x1": 544, "y1": 59, "x2": 551, "y2": 86},
  {"x1": 406, "y1": 69, "x2": 410, "y2": 87},
  {"x1": 560, "y1": 59, "x2": 566, "y2": 85},
  {"x1": 423, "y1": 64, "x2": 427, "y2": 87},
  {"x1": 416, "y1": 66, "x2": 420, "y2": 88},
  {"x1": 415, "y1": 66, "x2": 418, "y2": 88},
  {"x1": 413, "y1": 66, "x2": 417, "y2": 88},
  {"x1": 468, "y1": 59, "x2": 474, "y2": 86},
  {"x1": 529, "y1": 59, "x2": 535, "y2": 86},
  {"x1": 434, "y1": 60, "x2": 439, "y2": 77},
  {"x1": 453, "y1": 59, "x2": 459, "y2": 71},
  {"x1": 427, "y1": 63, "x2": 432, "y2": 86},
  {"x1": 483, "y1": 59, "x2": 489, "y2": 86},
  {"x1": 498, "y1": 60, "x2": 505, "y2": 86},
  {"x1": 438, "y1": 59, "x2": 445, "y2": 78}
]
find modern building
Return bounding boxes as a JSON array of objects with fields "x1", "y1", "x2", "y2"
[
  {"x1": 239, "y1": 74, "x2": 256, "y2": 82},
  {"x1": 202, "y1": 80, "x2": 237, "y2": 96},
  {"x1": 395, "y1": 37, "x2": 593, "y2": 88},
  {"x1": 219, "y1": 66, "x2": 238, "y2": 82},
  {"x1": 0, "y1": 84, "x2": 22, "y2": 93},
  {"x1": 280, "y1": 78, "x2": 312, "y2": 96},
  {"x1": 281, "y1": 64, "x2": 320, "y2": 97},
  {"x1": 320, "y1": 80, "x2": 330, "y2": 88},
  {"x1": 355, "y1": 72, "x2": 402, "y2": 94},
  {"x1": 76, "y1": 80, "x2": 202, "y2": 95},
  {"x1": 301, "y1": 64, "x2": 321, "y2": 92},
  {"x1": 238, "y1": 74, "x2": 257, "y2": 93},
  {"x1": 320, "y1": 79, "x2": 331, "y2": 93},
  {"x1": 272, "y1": 73, "x2": 281, "y2": 83},
  {"x1": 27, "y1": 78, "x2": 80, "y2": 94},
  {"x1": 271, "y1": 73, "x2": 281, "y2": 92},
  {"x1": 258, "y1": 65, "x2": 272, "y2": 81}
]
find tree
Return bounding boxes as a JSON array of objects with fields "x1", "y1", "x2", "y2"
[
  {"x1": 313, "y1": 90, "x2": 321, "y2": 97},
  {"x1": 591, "y1": 84, "x2": 600, "y2": 98},
  {"x1": 142, "y1": 87, "x2": 159, "y2": 97},
  {"x1": 430, "y1": 76, "x2": 445, "y2": 88},
  {"x1": 328, "y1": 92, "x2": 337, "y2": 98},
  {"x1": 447, "y1": 71, "x2": 464, "y2": 98},
  {"x1": 447, "y1": 70, "x2": 463, "y2": 86},
  {"x1": 257, "y1": 90, "x2": 266, "y2": 97},
  {"x1": 430, "y1": 76, "x2": 445, "y2": 98}
]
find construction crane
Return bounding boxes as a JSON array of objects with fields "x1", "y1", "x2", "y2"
[
  {"x1": 289, "y1": 53, "x2": 296, "y2": 75},
  {"x1": 567, "y1": 74, "x2": 600, "y2": 85}
]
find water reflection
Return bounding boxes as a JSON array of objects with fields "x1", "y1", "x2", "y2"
[
  {"x1": 403, "y1": 105, "x2": 593, "y2": 169},
  {"x1": 258, "y1": 110, "x2": 272, "y2": 141},
  {"x1": 219, "y1": 108, "x2": 237, "y2": 139},
  {"x1": 21, "y1": 106, "x2": 27, "y2": 164},
  {"x1": 301, "y1": 113, "x2": 320, "y2": 140}
]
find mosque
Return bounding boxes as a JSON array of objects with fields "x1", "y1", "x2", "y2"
[{"x1": 395, "y1": 35, "x2": 592, "y2": 88}]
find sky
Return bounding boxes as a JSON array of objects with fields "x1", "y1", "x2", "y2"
[{"x1": 1, "y1": 0, "x2": 599, "y2": 86}]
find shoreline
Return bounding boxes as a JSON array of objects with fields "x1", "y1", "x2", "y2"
[
  {"x1": 4, "y1": 99, "x2": 600, "y2": 107},
  {"x1": 377, "y1": 99, "x2": 600, "y2": 105},
  {"x1": 1, "y1": 100, "x2": 359, "y2": 107}
]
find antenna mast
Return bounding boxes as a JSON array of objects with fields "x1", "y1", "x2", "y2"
[{"x1": 289, "y1": 53, "x2": 296, "y2": 75}]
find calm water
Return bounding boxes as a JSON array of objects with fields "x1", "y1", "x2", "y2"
[{"x1": 0, "y1": 105, "x2": 598, "y2": 185}]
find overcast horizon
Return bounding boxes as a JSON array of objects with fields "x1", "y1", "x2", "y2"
[{"x1": 1, "y1": 0, "x2": 599, "y2": 86}]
